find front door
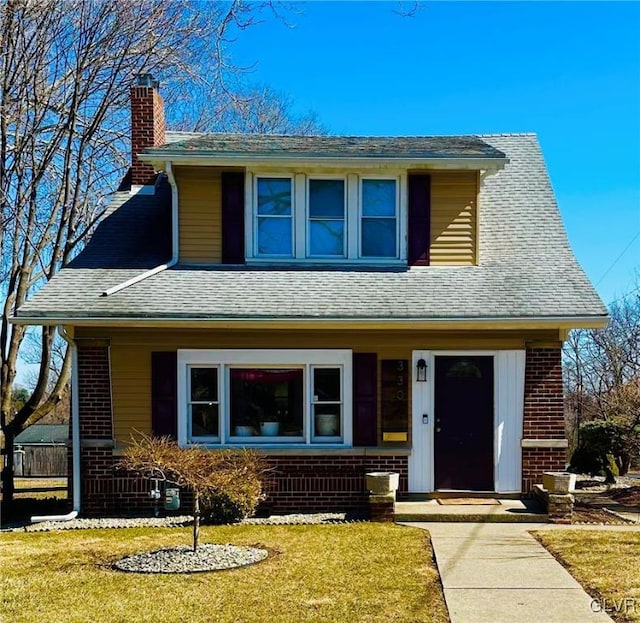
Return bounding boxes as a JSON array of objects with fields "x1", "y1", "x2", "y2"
[{"x1": 434, "y1": 355, "x2": 494, "y2": 490}]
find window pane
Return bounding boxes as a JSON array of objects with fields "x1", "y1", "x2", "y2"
[
  {"x1": 191, "y1": 403, "x2": 219, "y2": 437},
  {"x1": 257, "y1": 178, "x2": 291, "y2": 215},
  {"x1": 309, "y1": 220, "x2": 344, "y2": 256},
  {"x1": 313, "y1": 404, "x2": 341, "y2": 437},
  {"x1": 258, "y1": 217, "x2": 292, "y2": 255},
  {"x1": 313, "y1": 368, "x2": 341, "y2": 402},
  {"x1": 309, "y1": 180, "x2": 344, "y2": 218},
  {"x1": 362, "y1": 180, "x2": 396, "y2": 217},
  {"x1": 190, "y1": 368, "x2": 217, "y2": 401},
  {"x1": 361, "y1": 218, "x2": 397, "y2": 257},
  {"x1": 230, "y1": 369, "x2": 304, "y2": 438}
]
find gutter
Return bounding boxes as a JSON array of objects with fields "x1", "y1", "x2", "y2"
[
  {"x1": 31, "y1": 327, "x2": 80, "y2": 523},
  {"x1": 139, "y1": 153, "x2": 509, "y2": 172},
  {"x1": 101, "y1": 162, "x2": 179, "y2": 297},
  {"x1": 10, "y1": 315, "x2": 609, "y2": 330}
]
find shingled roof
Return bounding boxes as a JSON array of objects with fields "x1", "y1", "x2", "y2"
[
  {"x1": 14, "y1": 134, "x2": 607, "y2": 325},
  {"x1": 146, "y1": 133, "x2": 507, "y2": 160}
]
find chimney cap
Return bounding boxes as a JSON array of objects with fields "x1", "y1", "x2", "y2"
[{"x1": 135, "y1": 73, "x2": 159, "y2": 89}]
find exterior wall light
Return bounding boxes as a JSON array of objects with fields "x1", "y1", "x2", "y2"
[{"x1": 416, "y1": 358, "x2": 427, "y2": 382}]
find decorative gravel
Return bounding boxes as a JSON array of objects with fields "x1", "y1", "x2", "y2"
[
  {"x1": 3, "y1": 512, "x2": 353, "y2": 532},
  {"x1": 113, "y1": 543, "x2": 268, "y2": 574},
  {"x1": 8, "y1": 515, "x2": 193, "y2": 532}
]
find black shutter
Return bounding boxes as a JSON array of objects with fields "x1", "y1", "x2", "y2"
[
  {"x1": 151, "y1": 351, "x2": 177, "y2": 439},
  {"x1": 353, "y1": 353, "x2": 378, "y2": 446},
  {"x1": 408, "y1": 174, "x2": 431, "y2": 266},
  {"x1": 221, "y1": 171, "x2": 245, "y2": 264}
]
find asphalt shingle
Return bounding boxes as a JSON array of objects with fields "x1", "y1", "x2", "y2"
[{"x1": 15, "y1": 134, "x2": 607, "y2": 323}]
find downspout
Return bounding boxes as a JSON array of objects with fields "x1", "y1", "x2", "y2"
[
  {"x1": 102, "y1": 162, "x2": 179, "y2": 297},
  {"x1": 31, "y1": 326, "x2": 80, "y2": 522}
]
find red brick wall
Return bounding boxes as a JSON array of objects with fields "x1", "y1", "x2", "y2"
[
  {"x1": 130, "y1": 84, "x2": 165, "y2": 186},
  {"x1": 79, "y1": 452, "x2": 409, "y2": 517},
  {"x1": 521, "y1": 448, "x2": 565, "y2": 493},
  {"x1": 264, "y1": 455, "x2": 408, "y2": 513},
  {"x1": 76, "y1": 344, "x2": 115, "y2": 513},
  {"x1": 77, "y1": 346, "x2": 113, "y2": 439},
  {"x1": 521, "y1": 348, "x2": 567, "y2": 491}
]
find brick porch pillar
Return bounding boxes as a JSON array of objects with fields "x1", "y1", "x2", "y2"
[
  {"x1": 76, "y1": 340, "x2": 115, "y2": 516},
  {"x1": 521, "y1": 348, "x2": 568, "y2": 492}
]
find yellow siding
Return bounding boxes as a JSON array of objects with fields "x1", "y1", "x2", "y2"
[
  {"x1": 77, "y1": 327, "x2": 558, "y2": 445},
  {"x1": 176, "y1": 166, "x2": 222, "y2": 263},
  {"x1": 429, "y1": 170, "x2": 478, "y2": 265}
]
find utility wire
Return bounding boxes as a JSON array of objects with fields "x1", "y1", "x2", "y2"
[{"x1": 595, "y1": 230, "x2": 640, "y2": 286}]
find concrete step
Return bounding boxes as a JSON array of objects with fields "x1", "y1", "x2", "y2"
[{"x1": 395, "y1": 498, "x2": 548, "y2": 523}]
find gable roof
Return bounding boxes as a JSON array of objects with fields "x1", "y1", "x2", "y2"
[
  {"x1": 13, "y1": 133, "x2": 607, "y2": 327},
  {"x1": 15, "y1": 425, "x2": 68, "y2": 445}
]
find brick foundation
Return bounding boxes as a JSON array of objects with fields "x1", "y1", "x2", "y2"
[
  {"x1": 79, "y1": 451, "x2": 408, "y2": 517},
  {"x1": 521, "y1": 348, "x2": 567, "y2": 492},
  {"x1": 521, "y1": 448, "x2": 566, "y2": 493}
]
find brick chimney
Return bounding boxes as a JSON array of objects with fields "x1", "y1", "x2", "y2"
[{"x1": 130, "y1": 73, "x2": 165, "y2": 188}]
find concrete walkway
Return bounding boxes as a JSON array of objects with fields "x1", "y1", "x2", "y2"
[{"x1": 404, "y1": 522, "x2": 614, "y2": 623}]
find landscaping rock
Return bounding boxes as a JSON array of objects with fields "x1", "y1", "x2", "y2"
[{"x1": 113, "y1": 544, "x2": 268, "y2": 574}]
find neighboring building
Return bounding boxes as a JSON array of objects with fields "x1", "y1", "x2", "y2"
[
  {"x1": 12, "y1": 75, "x2": 607, "y2": 516},
  {"x1": 14, "y1": 425, "x2": 68, "y2": 477}
]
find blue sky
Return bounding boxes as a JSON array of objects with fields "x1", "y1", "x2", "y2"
[{"x1": 230, "y1": 0, "x2": 640, "y2": 305}]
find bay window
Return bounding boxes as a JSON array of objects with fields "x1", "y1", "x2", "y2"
[{"x1": 178, "y1": 349, "x2": 352, "y2": 446}]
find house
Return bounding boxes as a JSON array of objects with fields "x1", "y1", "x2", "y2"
[
  {"x1": 14, "y1": 425, "x2": 68, "y2": 477},
  {"x1": 12, "y1": 74, "x2": 608, "y2": 516}
]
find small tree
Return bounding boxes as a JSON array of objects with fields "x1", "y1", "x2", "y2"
[{"x1": 118, "y1": 434, "x2": 268, "y2": 551}]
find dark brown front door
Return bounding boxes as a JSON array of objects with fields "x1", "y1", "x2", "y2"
[{"x1": 434, "y1": 356, "x2": 494, "y2": 490}]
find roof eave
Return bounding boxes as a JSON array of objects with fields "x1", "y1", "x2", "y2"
[
  {"x1": 138, "y1": 152, "x2": 509, "y2": 171},
  {"x1": 10, "y1": 314, "x2": 608, "y2": 331}
]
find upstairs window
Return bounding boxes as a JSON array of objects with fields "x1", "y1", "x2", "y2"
[
  {"x1": 308, "y1": 179, "x2": 346, "y2": 257},
  {"x1": 361, "y1": 179, "x2": 398, "y2": 258},
  {"x1": 250, "y1": 174, "x2": 403, "y2": 262},
  {"x1": 256, "y1": 177, "x2": 293, "y2": 256}
]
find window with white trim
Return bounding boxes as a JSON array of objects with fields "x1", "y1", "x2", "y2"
[
  {"x1": 250, "y1": 174, "x2": 402, "y2": 262},
  {"x1": 178, "y1": 349, "x2": 352, "y2": 446},
  {"x1": 308, "y1": 178, "x2": 346, "y2": 257},
  {"x1": 360, "y1": 178, "x2": 398, "y2": 258},
  {"x1": 256, "y1": 177, "x2": 293, "y2": 256},
  {"x1": 188, "y1": 366, "x2": 220, "y2": 441}
]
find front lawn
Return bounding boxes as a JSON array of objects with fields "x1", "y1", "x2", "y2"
[
  {"x1": 535, "y1": 530, "x2": 640, "y2": 623},
  {"x1": 0, "y1": 523, "x2": 448, "y2": 623}
]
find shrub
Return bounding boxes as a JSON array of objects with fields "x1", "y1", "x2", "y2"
[
  {"x1": 118, "y1": 434, "x2": 269, "y2": 549},
  {"x1": 569, "y1": 420, "x2": 625, "y2": 483}
]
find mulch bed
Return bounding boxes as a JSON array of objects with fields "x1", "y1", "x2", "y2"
[{"x1": 572, "y1": 503, "x2": 634, "y2": 525}]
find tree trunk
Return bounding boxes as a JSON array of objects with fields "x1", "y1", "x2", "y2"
[
  {"x1": 192, "y1": 492, "x2": 200, "y2": 552},
  {"x1": 1, "y1": 430, "x2": 15, "y2": 508}
]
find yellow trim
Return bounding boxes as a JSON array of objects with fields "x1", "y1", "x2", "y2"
[{"x1": 383, "y1": 432, "x2": 408, "y2": 442}]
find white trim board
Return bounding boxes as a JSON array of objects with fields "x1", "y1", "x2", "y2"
[
  {"x1": 177, "y1": 348, "x2": 353, "y2": 448},
  {"x1": 409, "y1": 349, "x2": 525, "y2": 494}
]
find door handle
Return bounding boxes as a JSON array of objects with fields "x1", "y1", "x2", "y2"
[{"x1": 422, "y1": 414, "x2": 429, "y2": 424}]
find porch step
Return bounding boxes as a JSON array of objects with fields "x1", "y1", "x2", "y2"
[{"x1": 394, "y1": 498, "x2": 548, "y2": 523}]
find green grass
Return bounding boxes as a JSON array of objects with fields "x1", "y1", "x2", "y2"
[
  {"x1": 535, "y1": 530, "x2": 640, "y2": 623},
  {"x1": 0, "y1": 523, "x2": 449, "y2": 623}
]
